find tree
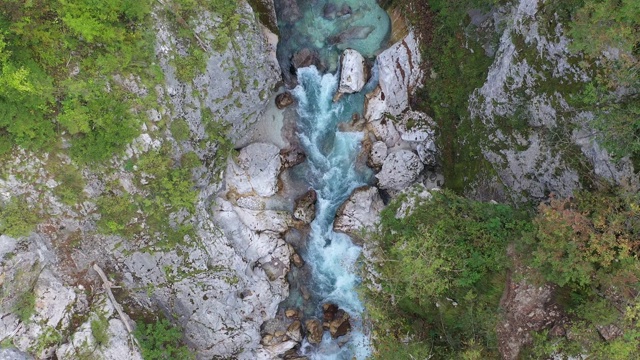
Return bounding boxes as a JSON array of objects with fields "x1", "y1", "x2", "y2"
[{"x1": 366, "y1": 189, "x2": 532, "y2": 357}]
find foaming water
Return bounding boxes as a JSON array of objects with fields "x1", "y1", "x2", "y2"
[{"x1": 291, "y1": 66, "x2": 377, "y2": 359}]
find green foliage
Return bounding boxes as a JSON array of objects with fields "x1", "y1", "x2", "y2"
[
  {"x1": 400, "y1": 0, "x2": 497, "y2": 193},
  {"x1": 0, "y1": 0, "x2": 156, "y2": 161},
  {"x1": 202, "y1": 108, "x2": 233, "y2": 174},
  {"x1": 90, "y1": 313, "x2": 110, "y2": 346},
  {"x1": 180, "y1": 151, "x2": 201, "y2": 169},
  {"x1": 136, "y1": 146, "x2": 196, "y2": 214},
  {"x1": 522, "y1": 190, "x2": 640, "y2": 358},
  {"x1": 0, "y1": 196, "x2": 40, "y2": 237},
  {"x1": 162, "y1": 0, "x2": 241, "y2": 82},
  {"x1": 525, "y1": 190, "x2": 640, "y2": 288},
  {"x1": 134, "y1": 319, "x2": 193, "y2": 360},
  {"x1": 97, "y1": 146, "x2": 197, "y2": 248},
  {"x1": 569, "y1": 0, "x2": 640, "y2": 57},
  {"x1": 564, "y1": 0, "x2": 640, "y2": 165},
  {"x1": 61, "y1": 79, "x2": 141, "y2": 164},
  {"x1": 0, "y1": 31, "x2": 55, "y2": 155},
  {"x1": 49, "y1": 160, "x2": 86, "y2": 205},
  {"x1": 366, "y1": 189, "x2": 532, "y2": 357},
  {"x1": 96, "y1": 188, "x2": 139, "y2": 237},
  {"x1": 173, "y1": 46, "x2": 208, "y2": 83},
  {"x1": 31, "y1": 326, "x2": 63, "y2": 355},
  {"x1": 12, "y1": 291, "x2": 36, "y2": 323}
]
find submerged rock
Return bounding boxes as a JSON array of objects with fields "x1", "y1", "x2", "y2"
[
  {"x1": 323, "y1": 3, "x2": 338, "y2": 20},
  {"x1": 293, "y1": 189, "x2": 317, "y2": 224},
  {"x1": 280, "y1": 146, "x2": 306, "y2": 169},
  {"x1": 277, "y1": 0, "x2": 301, "y2": 23},
  {"x1": 286, "y1": 320, "x2": 303, "y2": 342},
  {"x1": 329, "y1": 310, "x2": 351, "y2": 338},
  {"x1": 276, "y1": 91, "x2": 295, "y2": 109},
  {"x1": 328, "y1": 26, "x2": 375, "y2": 46},
  {"x1": 291, "y1": 48, "x2": 322, "y2": 72},
  {"x1": 304, "y1": 318, "x2": 323, "y2": 344}
]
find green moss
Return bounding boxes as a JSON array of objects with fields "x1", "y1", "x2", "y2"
[
  {"x1": 12, "y1": 291, "x2": 36, "y2": 323},
  {"x1": 170, "y1": 119, "x2": 191, "y2": 142}
]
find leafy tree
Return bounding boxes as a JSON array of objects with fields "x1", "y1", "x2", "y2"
[
  {"x1": 522, "y1": 190, "x2": 640, "y2": 358},
  {"x1": 526, "y1": 191, "x2": 640, "y2": 288},
  {"x1": 366, "y1": 188, "x2": 532, "y2": 357}
]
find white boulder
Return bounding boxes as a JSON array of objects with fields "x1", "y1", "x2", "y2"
[
  {"x1": 334, "y1": 186, "x2": 384, "y2": 236},
  {"x1": 376, "y1": 150, "x2": 424, "y2": 190},
  {"x1": 365, "y1": 31, "x2": 423, "y2": 121},
  {"x1": 337, "y1": 49, "x2": 367, "y2": 95}
]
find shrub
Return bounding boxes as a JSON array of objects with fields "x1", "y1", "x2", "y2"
[
  {"x1": 12, "y1": 291, "x2": 36, "y2": 323},
  {"x1": 525, "y1": 190, "x2": 640, "y2": 288},
  {"x1": 90, "y1": 313, "x2": 110, "y2": 346},
  {"x1": 0, "y1": 196, "x2": 40, "y2": 237},
  {"x1": 134, "y1": 319, "x2": 193, "y2": 360}
]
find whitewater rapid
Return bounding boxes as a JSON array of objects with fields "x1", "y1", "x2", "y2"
[{"x1": 291, "y1": 66, "x2": 377, "y2": 359}]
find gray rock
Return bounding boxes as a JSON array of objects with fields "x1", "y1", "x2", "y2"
[
  {"x1": 0, "y1": 235, "x2": 17, "y2": 260},
  {"x1": 234, "y1": 207, "x2": 294, "y2": 233},
  {"x1": 0, "y1": 348, "x2": 34, "y2": 360},
  {"x1": 369, "y1": 141, "x2": 388, "y2": 168},
  {"x1": 253, "y1": 0, "x2": 278, "y2": 31},
  {"x1": 364, "y1": 86, "x2": 386, "y2": 123},
  {"x1": 334, "y1": 186, "x2": 384, "y2": 237},
  {"x1": 293, "y1": 189, "x2": 317, "y2": 224},
  {"x1": 376, "y1": 150, "x2": 424, "y2": 191},
  {"x1": 34, "y1": 269, "x2": 76, "y2": 329},
  {"x1": 394, "y1": 184, "x2": 434, "y2": 219},
  {"x1": 366, "y1": 118, "x2": 401, "y2": 149},
  {"x1": 156, "y1": 1, "x2": 281, "y2": 144}
]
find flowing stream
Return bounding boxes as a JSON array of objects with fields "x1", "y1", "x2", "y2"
[
  {"x1": 273, "y1": 0, "x2": 391, "y2": 358},
  {"x1": 292, "y1": 66, "x2": 377, "y2": 359}
]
